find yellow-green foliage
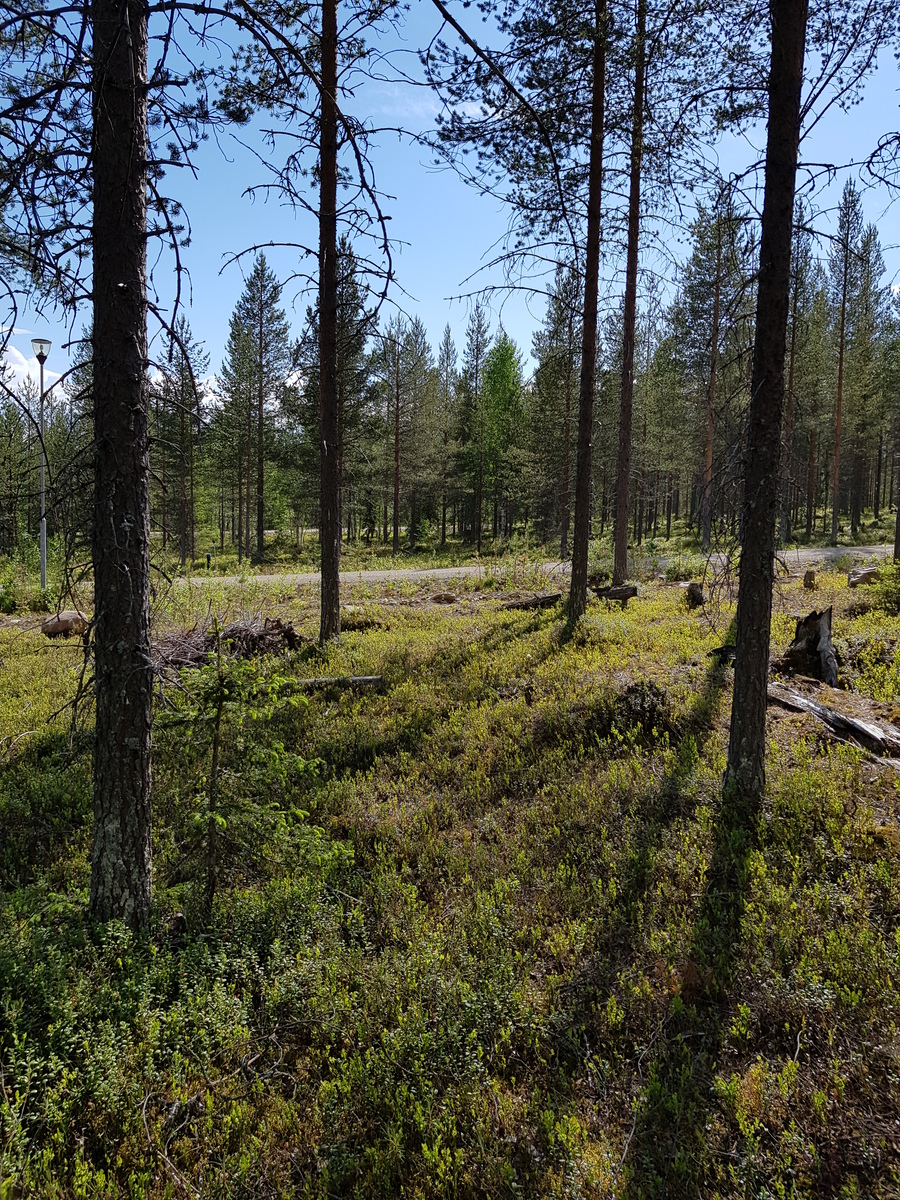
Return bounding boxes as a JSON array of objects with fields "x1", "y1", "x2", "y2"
[{"x1": 1, "y1": 580, "x2": 899, "y2": 1197}]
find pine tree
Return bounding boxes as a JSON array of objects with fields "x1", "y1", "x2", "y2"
[
  {"x1": 436, "y1": 326, "x2": 459, "y2": 545},
  {"x1": 226, "y1": 254, "x2": 291, "y2": 562},
  {"x1": 828, "y1": 179, "x2": 864, "y2": 544},
  {"x1": 151, "y1": 317, "x2": 209, "y2": 567},
  {"x1": 530, "y1": 264, "x2": 581, "y2": 555},
  {"x1": 219, "y1": 317, "x2": 257, "y2": 564},
  {"x1": 457, "y1": 302, "x2": 492, "y2": 551},
  {"x1": 483, "y1": 331, "x2": 524, "y2": 541}
]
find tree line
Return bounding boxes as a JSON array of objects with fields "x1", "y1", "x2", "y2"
[{"x1": 3, "y1": 179, "x2": 896, "y2": 572}]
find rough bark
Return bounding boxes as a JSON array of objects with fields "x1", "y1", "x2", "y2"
[
  {"x1": 724, "y1": 0, "x2": 808, "y2": 805},
  {"x1": 319, "y1": 0, "x2": 341, "y2": 642},
  {"x1": 89, "y1": 0, "x2": 153, "y2": 931},
  {"x1": 568, "y1": 0, "x2": 606, "y2": 620},
  {"x1": 612, "y1": 0, "x2": 646, "y2": 587}
]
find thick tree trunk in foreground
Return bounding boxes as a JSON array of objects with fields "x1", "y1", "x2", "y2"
[
  {"x1": 569, "y1": 0, "x2": 606, "y2": 620},
  {"x1": 725, "y1": 0, "x2": 808, "y2": 804},
  {"x1": 318, "y1": 0, "x2": 341, "y2": 642},
  {"x1": 612, "y1": 0, "x2": 646, "y2": 587},
  {"x1": 90, "y1": 0, "x2": 153, "y2": 931}
]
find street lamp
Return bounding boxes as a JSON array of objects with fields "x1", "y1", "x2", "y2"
[{"x1": 32, "y1": 337, "x2": 51, "y2": 591}]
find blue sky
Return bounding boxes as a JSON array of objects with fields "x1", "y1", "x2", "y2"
[{"x1": 4, "y1": 9, "x2": 900, "y2": 394}]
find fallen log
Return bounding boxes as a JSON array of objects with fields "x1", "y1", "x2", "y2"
[
  {"x1": 295, "y1": 675, "x2": 384, "y2": 691},
  {"x1": 591, "y1": 585, "x2": 638, "y2": 608},
  {"x1": 502, "y1": 593, "x2": 563, "y2": 611},
  {"x1": 848, "y1": 566, "x2": 881, "y2": 588},
  {"x1": 767, "y1": 681, "x2": 900, "y2": 760},
  {"x1": 774, "y1": 608, "x2": 838, "y2": 686}
]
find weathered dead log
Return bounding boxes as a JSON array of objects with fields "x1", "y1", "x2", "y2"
[
  {"x1": 767, "y1": 682, "x2": 900, "y2": 760},
  {"x1": 431, "y1": 593, "x2": 458, "y2": 604},
  {"x1": 848, "y1": 566, "x2": 881, "y2": 588},
  {"x1": 591, "y1": 584, "x2": 638, "y2": 608},
  {"x1": 295, "y1": 675, "x2": 384, "y2": 691},
  {"x1": 774, "y1": 607, "x2": 838, "y2": 686},
  {"x1": 502, "y1": 593, "x2": 563, "y2": 611},
  {"x1": 41, "y1": 610, "x2": 88, "y2": 638}
]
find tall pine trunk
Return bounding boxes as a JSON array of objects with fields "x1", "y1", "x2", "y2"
[
  {"x1": 393, "y1": 365, "x2": 400, "y2": 554},
  {"x1": 779, "y1": 273, "x2": 798, "y2": 543},
  {"x1": 560, "y1": 322, "x2": 572, "y2": 558},
  {"x1": 256, "y1": 305, "x2": 265, "y2": 560},
  {"x1": 90, "y1": 0, "x2": 153, "y2": 931},
  {"x1": 831, "y1": 247, "x2": 850, "y2": 544},
  {"x1": 569, "y1": 0, "x2": 606, "y2": 619},
  {"x1": 701, "y1": 235, "x2": 721, "y2": 554},
  {"x1": 612, "y1": 0, "x2": 646, "y2": 586},
  {"x1": 319, "y1": 0, "x2": 341, "y2": 641},
  {"x1": 725, "y1": 0, "x2": 808, "y2": 805}
]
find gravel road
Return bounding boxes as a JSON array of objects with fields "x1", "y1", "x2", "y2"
[{"x1": 184, "y1": 544, "x2": 893, "y2": 588}]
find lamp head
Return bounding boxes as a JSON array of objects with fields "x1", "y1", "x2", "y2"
[{"x1": 31, "y1": 338, "x2": 51, "y2": 365}]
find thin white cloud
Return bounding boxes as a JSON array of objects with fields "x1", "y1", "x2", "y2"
[{"x1": 1, "y1": 346, "x2": 63, "y2": 391}]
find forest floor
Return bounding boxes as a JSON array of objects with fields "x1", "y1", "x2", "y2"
[{"x1": 1, "y1": 567, "x2": 899, "y2": 1196}]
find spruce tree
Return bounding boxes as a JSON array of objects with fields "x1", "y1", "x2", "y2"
[
  {"x1": 221, "y1": 255, "x2": 291, "y2": 562},
  {"x1": 828, "y1": 179, "x2": 864, "y2": 544},
  {"x1": 457, "y1": 302, "x2": 492, "y2": 551}
]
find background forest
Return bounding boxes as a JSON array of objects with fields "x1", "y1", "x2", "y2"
[{"x1": 3, "y1": 184, "x2": 898, "y2": 594}]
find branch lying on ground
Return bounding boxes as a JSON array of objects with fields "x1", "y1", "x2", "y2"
[
  {"x1": 767, "y1": 681, "x2": 900, "y2": 765},
  {"x1": 152, "y1": 618, "x2": 306, "y2": 678}
]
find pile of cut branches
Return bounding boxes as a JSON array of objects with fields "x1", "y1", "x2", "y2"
[{"x1": 153, "y1": 618, "x2": 305, "y2": 678}]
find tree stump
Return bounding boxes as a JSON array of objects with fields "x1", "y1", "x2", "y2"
[
  {"x1": 685, "y1": 582, "x2": 705, "y2": 609},
  {"x1": 775, "y1": 607, "x2": 838, "y2": 686}
]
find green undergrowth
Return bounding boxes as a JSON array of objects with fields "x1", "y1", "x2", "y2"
[{"x1": 1, "y1": 582, "x2": 899, "y2": 1197}]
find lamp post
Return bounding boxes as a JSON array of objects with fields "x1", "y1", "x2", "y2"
[{"x1": 32, "y1": 338, "x2": 51, "y2": 591}]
